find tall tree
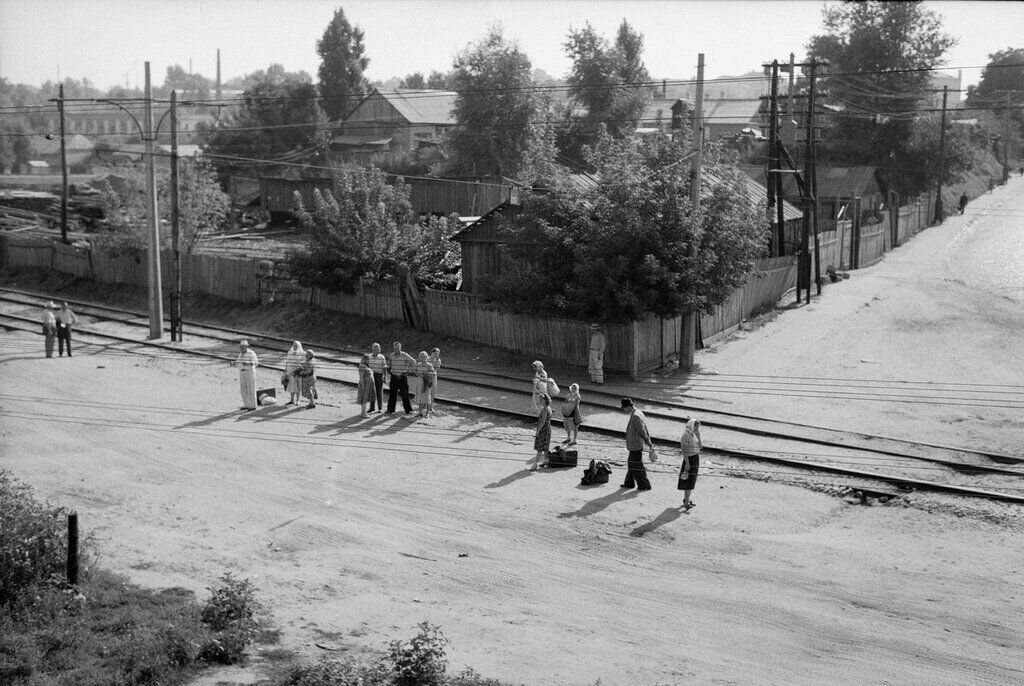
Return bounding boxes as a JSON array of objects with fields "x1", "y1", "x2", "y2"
[
  {"x1": 446, "y1": 27, "x2": 554, "y2": 180},
  {"x1": 317, "y1": 7, "x2": 370, "y2": 121},
  {"x1": 398, "y1": 72, "x2": 426, "y2": 89},
  {"x1": 158, "y1": 65, "x2": 212, "y2": 100},
  {"x1": 806, "y1": 0, "x2": 956, "y2": 192},
  {"x1": 967, "y1": 48, "x2": 1024, "y2": 156}
]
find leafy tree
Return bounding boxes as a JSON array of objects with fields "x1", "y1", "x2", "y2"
[
  {"x1": 285, "y1": 167, "x2": 461, "y2": 292},
  {"x1": 95, "y1": 158, "x2": 230, "y2": 255},
  {"x1": 202, "y1": 66, "x2": 326, "y2": 180},
  {"x1": 806, "y1": 0, "x2": 957, "y2": 193},
  {"x1": 483, "y1": 131, "x2": 769, "y2": 321},
  {"x1": 446, "y1": 26, "x2": 553, "y2": 180},
  {"x1": 317, "y1": 7, "x2": 370, "y2": 121},
  {"x1": 399, "y1": 72, "x2": 426, "y2": 89},
  {"x1": 967, "y1": 48, "x2": 1024, "y2": 160},
  {"x1": 158, "y1": 64, "x2": 212, "y2": 100},
  {"x1": 563, "y1": 20, "x2": 652, "y2": 143},
  {"x1": 425, "y1": 70, "x2": 456, "y2": 90}
]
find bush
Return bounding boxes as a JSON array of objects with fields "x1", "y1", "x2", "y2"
[
  {"x1": 285, "y1": 655, "x2": 391, "y2": 686},
  {"x1": 0, "y1": 471, "x2": 71, "y2": 607},
  {"x1": 198, "y1": 572, "x2": 263, "y2": 664},
  {"x1": 387, "y1": 621, "x2": 449, "y2": 686}
]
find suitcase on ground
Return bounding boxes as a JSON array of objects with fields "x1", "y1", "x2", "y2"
[{"x1": 547, "y1": 445, "x2": 578, "y2": 468}]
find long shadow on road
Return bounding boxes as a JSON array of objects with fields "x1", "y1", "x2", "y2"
[
  {"x1": 557, "y1": 487, "x2": 638, "y2": 519},
  {"x1": 630, "y1": 506, "x2": 687, "y2": 536}
]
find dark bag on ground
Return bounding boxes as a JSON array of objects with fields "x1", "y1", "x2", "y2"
[
  {"x1": 547, "y1": 445, "x2": 578, "y2": 468},
  {"x1": 580, "y1": 459, "x2": 612, "y2": 485}
]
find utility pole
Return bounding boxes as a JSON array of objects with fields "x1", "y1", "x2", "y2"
[
  {"x1": 681, "y1": 53, "x2": 704, "y2": 372},
  {"x1": 807, "y1": 61, "x2": 822, "y2": 296},
  {"x1": 767, "y1": 60, "x2": 784, "y2": 258},
  {"x1": 170, "y1": 90, "x2": 182, "y2": 342},
  {"x1": 933, "y1": 85, "x2": 948, "y2": 224},
  {"x1": 144, "y1": 62, "x2": 164, "y2": 339},
  {"x1": 58, "y1": 84, "x2": 68, "y2": 244}
]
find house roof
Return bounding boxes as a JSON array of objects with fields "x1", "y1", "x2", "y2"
[
  {"x1": 739, "y1": 164, "x2": 881, "y2": 204},
  {"x1": 330, "y1": 134, "x2": 393, "y2": 147},
  {"x1": 374, "y1": 89, "x2": 458, "y2": 125},
  {"x1": 32, "y1": 133, "x2": 94, "y2": 155},
  {"x1": 703, "y1": 98, "x2": 764, "y2": 126},
  {"x1": 640, "y1": 98, "x2": 685, "y2": 123},
  {"x1": 703, "y1": 166, "x2": 801, "y2": 223}
]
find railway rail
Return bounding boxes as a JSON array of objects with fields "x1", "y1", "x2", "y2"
[{"x1": 2, "y1": 288, "x2": 1023, "y2": 505}]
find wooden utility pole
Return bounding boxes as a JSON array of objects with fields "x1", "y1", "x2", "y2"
[
  {"x1": 767, "y1": 61, "x2": 784, "y2": 258},
  {"x1": 58, "y1": 84, "x2": 68, "y2": 244},
  {"x1": 144, "y1": 62, "x2": 164, "y2": 339},
  {"x1": 804, "y1": 60, "x2": 821, "y2": 301},
  {"x1": 170, "y1": 90, "x2": 182, "y2": 342},
  {"x1": 681, "y1": 53, "x2": 704, "y2": 372},
  {"x1": 933, "y1": 86, "x2": 948, "y2": 224}
]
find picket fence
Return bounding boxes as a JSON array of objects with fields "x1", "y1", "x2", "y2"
[{"x1": 1, "y1": 190, "x2": 937, "y2": 376}]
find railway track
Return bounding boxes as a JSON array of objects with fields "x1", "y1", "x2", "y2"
[{"x1": 2, "y1": 288, "x2": 1023, "y2": 505}]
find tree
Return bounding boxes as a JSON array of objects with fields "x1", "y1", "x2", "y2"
[
  {"x1": 563, "y1": 20, "x2": 652, "y2": 143},
  {"x1": 317, "y1": 7, "x2": 369, "y2": 121},
  {"x1": 399, "y1": 72, "x2": 426, "y2": 89},
  {"x1": 446, "y1": 26, "x2": 554, "y2": 180},
  {"x1": 96, "y1": 158, "x2": 230, "y2": 255},
  {"x1": 202, "y1": 66, "x2": 326, "y2": 181},
  {"x1": 425, "y1": 70, "x2": 455, "y2": 90},
  {"x1": 806, "y1": 1, "x2": 957, "y2": 193},
  {"x1": 285, "y1": 168, "x2": 461, "y2": 292},
  {"x1": 482, "y1": 131, "x2": 769, "y2": 322},
  {"x1": 967, "y1": 48, "x2": 1024, "y2": 159}
]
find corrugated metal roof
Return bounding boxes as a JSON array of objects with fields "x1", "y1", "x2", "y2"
[
  {"x1": 702, "y1": 166, "x2": 801, "y2": 222},
  {"x1": 378, "y1": 89, "x2": 457, "y2": 125},
  {"x1": 703, "y1": 98, "x2": 763, "y2": 125},
  {"x1": 815, "y1": 166, "x2": 881, "y2": 199}
]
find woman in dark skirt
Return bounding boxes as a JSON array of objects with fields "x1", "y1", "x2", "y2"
[
  {"x1": 530, "y1": 393, "x2": 552, "y2": 471},
  {"x1": 678, "y1": 418, "x2": 702, "y2": 510}
]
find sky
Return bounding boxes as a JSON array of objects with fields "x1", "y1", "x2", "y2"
[{"x1": 1, "y1": 0, "x2": 1020, "y2": 91}]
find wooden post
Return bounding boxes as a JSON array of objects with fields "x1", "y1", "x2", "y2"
[
  {"x1": 933, "y1": 86, "x2": 948, "y2": 224},
  {"x1": 170, "y1": 90, "x2": 182, "y2": 341},
  {"x1": 680, "y1": 53, "x2": 704, "y2": 372},
  {"x1": 852, "y1": 197, "x2": 862, "y2": 269},
  {"x1": 67, "y1": 512, "x2": 79, "y2": 585},
  {"x1": 58, "y1": 84, "x2": 69, "y2": 245},
  {"x1": 630, "y1": 319, "x2": 640, "y2": 381}
]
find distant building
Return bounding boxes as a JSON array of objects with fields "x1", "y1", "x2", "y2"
[
  {"x1": 701, "y1": 98, "x2": 766, "y2": 140},
  {"x1": 29, "y1": 133, "x2": 95, "y2": 173}
]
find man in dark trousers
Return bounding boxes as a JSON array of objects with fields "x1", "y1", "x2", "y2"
[
  {"x1": 619, "y1": 398, "x2": 656, "y2": 491},
  {"x1": 386, "y1": 341, "x2": 416, "y2": 416},
  {"x1": 958, "y1": 193, "x2": 968, "y2": 215},
  {"x1": 56, "y1": 301, "x2": 78, "y2": 357}
]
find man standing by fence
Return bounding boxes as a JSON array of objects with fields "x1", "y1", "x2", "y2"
[
  {"x1": 588, "y1": 323, "x2": 606, "y2": 384},
  {"x1": 386, "y1": 341, "x2": 416, "y2": 416},
  {"x1": 56, "y1": 302, "x2": 78, "y2": 357}
]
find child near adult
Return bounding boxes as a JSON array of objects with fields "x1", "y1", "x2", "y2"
[
  {"x1": 415, "y1": 351, "x2": 437, "y2": 418},
  {"x1": 357, "y1": 353, "x2": 376, "y2": 417},
  {"x1": 529, "y1": 393, "x2": 553, "y2": 471},
  {"x1": 679, "y1": 418, "x2": 702, "y2": 510},
  {"x1": 282, "y1": 341, "x2": 305, "y2": 405},
  {"x1": 560, "y1": 383, "x2": 583, "y2": 446},
  {"x1": 296, "y1": 349, "x2": 317, "y2": 409}
]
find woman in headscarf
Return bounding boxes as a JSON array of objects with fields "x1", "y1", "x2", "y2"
[
  {"x1": 357, "y1": 353, "x2": 376, "y2": 417},
  {"x1": 531, "y1": 360, "x2": 548, "y2": 411},
  {"x1": 529, "y1": 393, "x2": 553, "y2": 471},
  {"x1": 235, "y1": 340, "x2": 259, "y2": 411},
  {"x1": 296, "y1": 349, "x2": 317, "y2": 409},
  {"x1": 679, "y1": 418, "x2": 702, "y2": 510},
  {"x1": 560, "y1": 383, "x2": 583, "y2": 446},
  {"x1": 283, "y1": 341, "x2": 304, "y2": 405}
]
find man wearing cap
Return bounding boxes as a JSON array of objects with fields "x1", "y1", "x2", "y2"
[
  {"x1": 588, "y1": 323, "x2": 606, "y2": 384},
  {"x1": 56, "y1": 301, "x2": 78, "y2": 357},
  {"x1": 619, "y1": 398, "x2": 656, "y2": 491},
  {"x1": 41, "y1": 302, "x2": 57, "y2": 358},
  {"x1": 235, "y1": 340, "x2": 259, "y2": 411}
]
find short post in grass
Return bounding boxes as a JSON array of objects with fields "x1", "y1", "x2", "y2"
[{"x1": 67, "y1": 512, "x2": 79, "y2": 585}]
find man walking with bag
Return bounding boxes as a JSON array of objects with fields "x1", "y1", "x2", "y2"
[{"x1": 619, "y1": 398, "x2": 656, "y2": 491}]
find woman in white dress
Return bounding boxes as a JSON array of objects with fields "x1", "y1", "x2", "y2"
[{"x1": 283, "y1": 341, "x2": 305, "y2": 405}]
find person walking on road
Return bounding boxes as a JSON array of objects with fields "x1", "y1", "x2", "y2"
[
  {"x1": 41, "y1": 301, "x2": 57, "y2": 358},
  {"x1": 282, "y1": 341, "x2": 305, "y2": 405},
  {"x1": 619, "y1": 398, "x2": 656, "y2": 490},
  {"x1": 235, "y1": 340, "x2": 259, "y2": 411},
  {"x1": 386, "y1": 341, "x2": 416, "y2": 416},
  {"x1": 56, "y1": 302, "x2": 78, "y2": 357},
  {"x1": 529, "y1": 393, "x2": 553, "y2": 471},
  {"x1": 679, "y1": 418, "x2": 702, "y2": 510},
  {"x1": 296, "y1": 349, "x2": 317, "y2": 409},
  {"x1": 367, "y1": 343, "x2": 387, "y2": 412},
  {"x1": 561, "y1": 383, "x2": 583, "y2": 446},
  {"x1": 958, "y1": 193, "x2": 968, "y2": 215},
  {"x1": 588, "y1": 323, "x2": 606, "y2": 384},
  {"x1": 357, "y1": 354, "x2": 376, "y2": 417}
]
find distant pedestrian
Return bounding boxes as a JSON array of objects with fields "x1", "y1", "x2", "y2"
[
  {"x1": 235, "y1": 340, "x2": 259, "y2": 411},
  {"x1": 619, "y1": 398, "x2": 656, "y2": 491},
  {"x1": 56, "y1": 302, "x2": 78, "y2": 357},
  {"x1": 678, "y1": 418, "x2": 702, "y2": 510},
  {"x1": 532, "y1": 360, "x2": 548, "y2": 411},
  {"x1": 367, "y1": 343, "x2": 387, "y2": 412},
  {"x1": 357, "y1": 354, "x2": 376, "y2": 417},
  {"x1": 427, "y1": 347, "x2": 442, "y2": 407},
  {"x1": 529, "y1": 393, "x2": 552, "y2": 471},
  {"x1": 283, "y1": 341, "x2": 305, "y2": 405},
  {"x1": 386, "y1": 341, "x2": 416, "y2": 416},
  {"x1": 415, "y1": 351, "x2": 437, "y2": 417},
  {"x1": 958, "y1": 193, "x2": 968, "y2": 215},
  {"x1": 588, "y1": 323, "x2": 606, "y2": 384},
  {"x1": 296, "y1": 350, "x2": 317, "y2": 409},
  {"x1": 561, "y1": 383, "x2": 583, "y2": 446},
  {"x1": 41, "y1": 301, "x2": 57, "y2": 358}
]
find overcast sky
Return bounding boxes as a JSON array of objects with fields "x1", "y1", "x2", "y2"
[{"x1": 1, "y1": 0, "x2": 1019, "y2": 90}]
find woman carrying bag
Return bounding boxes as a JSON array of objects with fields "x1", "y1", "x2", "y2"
[{"x1": 679, "y1": 418, "x2": 702, "y2": 510}]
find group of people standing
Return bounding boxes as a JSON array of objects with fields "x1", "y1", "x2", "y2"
[
  {"x1": 39, "y1": 301, "x2": 77, "y2": 358},
  {"x1": 356, "y1": 342, "x2": 441, "y2": 419}
]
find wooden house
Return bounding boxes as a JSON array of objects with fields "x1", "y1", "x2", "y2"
[
  {"x1": 635, "y1": 98, "x2": 689, "y2": 134},
  {"x1": 331, "y1": 88, "x2": 457, "y2": 167},
  {"x1": 701, "y1": 98, "x2": 766, "y2": 140},
  {"x1": 31, "y1": 134, "x2": 95, "y2": 173}
]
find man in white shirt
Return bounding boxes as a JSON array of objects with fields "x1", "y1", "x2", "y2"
[
  {"x1": 386, "y1": 341, "x2": 416, "y2": 415},
  {"x1": 235, "y1": 340, "x2": 259, "y2": 411},
  {"x1": 41, "y1": 301, "x2": 57, "y2": 358},
  {"x1": 366, "y1": 342, "x2": 388, "y2": 413},
  {"x1": 56, "y1": 302, "x2": 78, "y2": 357}
]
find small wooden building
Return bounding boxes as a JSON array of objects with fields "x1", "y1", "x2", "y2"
[
  {"x1": 258, "y1": 177, "x2": 334, "y2": 222},
  {"x1": 453, "y1": 202, "x2": 541, "y2": 293}
]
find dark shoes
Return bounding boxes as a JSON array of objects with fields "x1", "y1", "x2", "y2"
[{"x1": 619, "y1": 484, "x2": 652, "y2": 491}]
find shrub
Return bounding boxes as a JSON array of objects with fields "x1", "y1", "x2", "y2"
[
  {"x1": 0, "y1": 471, "x2": 70, "y2": 607},
  {"x1": 198, "y1": 572, "x2": 263, "y2": 664},
  {"x1": 285, "y1": 654, "x2": 391, "y2": 686},
  {"x1": 387, "y1": 621, "x2": 449, "y2": 686}
]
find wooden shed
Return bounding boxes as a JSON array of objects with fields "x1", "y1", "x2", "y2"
[
  {"x1": 258, "y1": 177, "x2": 334, "y2": 222},
  {"x1": 452, "y1": 202, "x2": 542, "y2": 293}
]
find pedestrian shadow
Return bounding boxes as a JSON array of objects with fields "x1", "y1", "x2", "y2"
[
  {"x1": 630, "y1": 506, "x2": 687, "y2": 537},
  {"x1": 484, "y1": 469, "x2": 534, "y2": 489},
  {"x1": 249, "y1": 403, "x2": 298, "y2": 423},
  {"x1": 557, "y1": 488, "x2": 638, "y2": 519},
  {"x1": 176, "y1": 409, "x2": 249, "y2": 430},
  {"x1": 309, "y1": 413, "x2": 376, "y2": 435},
  {"x1": 363, "y1": 416, "x2": 418, "y2": 437}
]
